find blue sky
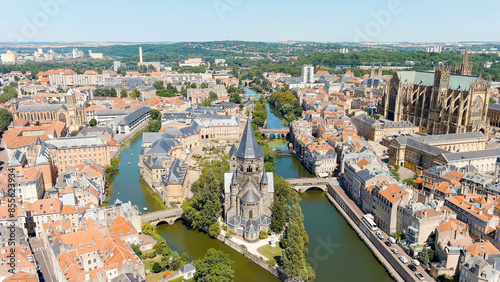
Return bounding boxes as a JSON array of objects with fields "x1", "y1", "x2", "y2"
[{"x1": 1, "y1": 0, "x2": 498, "y2": 43}]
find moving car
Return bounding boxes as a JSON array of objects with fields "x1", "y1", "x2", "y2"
[{"x1": 376, "y1": 231, "x2": 384, "y2": 240}]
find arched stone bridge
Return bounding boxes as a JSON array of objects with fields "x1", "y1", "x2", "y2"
[
  {"x1": 141, "y1": 208, "x2": 183, "y2": 226},
  {"x1": 259, "y1": 127, "x2": 289, "y2": 139},
  {"x1": 286, "y1": 178, "x2": 332, "y2": 193}
]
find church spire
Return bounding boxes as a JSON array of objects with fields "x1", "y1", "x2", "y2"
[
  {"x1": 456, "y1": 45, "x2": 473, "y2": 76},
  {"x1": 236, "y1": 119, "x2": 264, "y2": 159}
]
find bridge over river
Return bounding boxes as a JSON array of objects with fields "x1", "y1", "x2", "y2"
[{"x1": 141, "y1": 208, "x2": 183, "y2": 226}]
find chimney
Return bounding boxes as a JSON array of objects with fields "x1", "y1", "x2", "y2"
[{"x1": 139, "y1": 47, "x2": 143, "y2": 63}]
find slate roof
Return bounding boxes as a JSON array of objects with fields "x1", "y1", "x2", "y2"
[
  {"x1": 180, "y1": 264, "x2": 195, "y2": 274},
  {"x1": 489, "y1": 103, "x2": 500, "y2": 111},
  {"x1": 17, "y1": 104, "x2": 66, "y2": 112},
  {"x1": 241, "y1": 189, "x2": 260, "y2": 203},
  {"x1": 163, "y1": 158, "x2": 188, "y2": 185},
  {"x1": 144, "y1": 138, "x2": 181, "y2": 155},
  {"x1": 397, "y1": 70, "x2": 479, "y2": 91},
  {"x1": 229, "y1": 144, "x2": 237, "y2": 157},
  {"x1": 236, "y1": 120, "x2": 264, "y2": 159},
  {"x1": 7, "y1": 150, "x2": 26, "y2": 167},
  {"x1": 118, "y1": 107, "x2": 150, "y2": 126},
  {"x1": 442, "y1": 149, "x2": 500, "y2": 162}
]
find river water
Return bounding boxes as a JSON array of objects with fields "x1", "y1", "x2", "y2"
[{"x1": 109, "y1": 97, "x2": 392, "y2": 281}]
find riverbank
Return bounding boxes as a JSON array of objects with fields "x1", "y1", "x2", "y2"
[
  {"x1": 326, "y1": 183, "x2": 433, "y2": 282},
  {"x1": 326, "y1": 185, "x2": 403, "y2": 282}
]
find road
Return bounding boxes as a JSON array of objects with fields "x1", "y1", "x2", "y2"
[
  {"x1": 330, "y1": 182, "x2": 434, "y2": 281},
  {"x1": 30, "y1": 238, "x2": 56, "y2": 282}
]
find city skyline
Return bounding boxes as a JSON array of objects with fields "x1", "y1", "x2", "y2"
[{"x1": 2, "y1": 0, "x2": 499, "y2": 43}]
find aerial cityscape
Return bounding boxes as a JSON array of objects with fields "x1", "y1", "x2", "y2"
[{"x1": 1, "y1": 1, "x2": 500, "y2": 282}]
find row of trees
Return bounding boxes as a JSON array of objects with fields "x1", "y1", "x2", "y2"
[
  {"x1": 280, "y1": 204, "x2": 315, "y2": 281},
  {"x1": 267, "y1": 91, "x2": 303, "y2": 125},
  {"x1": 252, "y1": 96, "x2": 267, "y2": 127}
]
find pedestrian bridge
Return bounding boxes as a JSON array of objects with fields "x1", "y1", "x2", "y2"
[
  {"x1": 286, "y1": 178, "x2": 332, "y2": 193},
  {"x1": 141, "y1": 208, "x2": 183, "y2": 226}
]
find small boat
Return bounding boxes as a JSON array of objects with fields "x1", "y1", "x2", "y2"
[
  {"x1": 130, "y1": 154, "x2": 133, "y2": 156},
  {"x1": 128, "y1": 162, "x2": 131, "y2": 165},
  {"x1": 143, "y1": 207, "x2": 148, "y2": 211}
]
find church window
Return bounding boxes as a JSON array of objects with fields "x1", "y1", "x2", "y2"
[{"x1": 249, "y1": 210, "x2": 253, "y2": 219}]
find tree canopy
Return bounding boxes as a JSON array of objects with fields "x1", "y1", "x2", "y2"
[{"x1": 194, "y1": 248, "x2": 234, "y2": 282}]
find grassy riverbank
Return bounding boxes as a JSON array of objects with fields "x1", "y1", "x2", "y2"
[{"x1": 140, "y1": 177, "x2": 168, "y2": 210}]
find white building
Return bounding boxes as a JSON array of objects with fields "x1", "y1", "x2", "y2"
[{"x1": 1, "y1": 50, "x2": 18, "y2": 64}]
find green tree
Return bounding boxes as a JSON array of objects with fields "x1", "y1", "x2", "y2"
[
  {"x1": 281, "y1": 204, "x2": 315, "y2": 281},
  {"x1": 154, "y1": 80, "x2": 165, "y2": 90},
  {"x1": 229, "y1": 93, "x2": 242, "y2": 104},
  {"x1": 209, "y1": 223, "x2": 221, "y2": 238},
  {"x1": 183, "y1": 161, "x2": 227, "y2": 231},
  {"x1": 190, "y1": 83, "x2": 197, "y2": 88},
  {"x1": 130, "y1": 88, "x2": 141, "y2": 99},
  {"x1": 200, "y1": 82, "x2": 208, "y2": 89},
  {"x1": 89, "y1": 118, "x2": 97, "y2": 127},
  {"x1": 194, "y1": 249, "x2": 234, "y2": 282},
  {"x1": 0, "y1": 107, "x2": 14, "y2": 129},
  {"x1": 418, "y1": 246, "x2": 430, "y2": 266},
  {"x1": 0, "y1": 86, "x2": 18, "y2": 103},
  {"x1": 151, "y1": 262, "x2": 162, "y2": 273},
  {"x1": 130, "y1": 244, "x2": 142, "y2": 257},
  {"x1": 146, "y1": 120, "x2": 161, "y2": 132},
  {"x1": 150, "y1": 109, "x2": 162, "y2": 121},
  {"x1": 252, "y1": 96, "x2": 267, "y2": 127},
  {"x1": 120, "y1": 89, "x2": 128, "y2": 98}
]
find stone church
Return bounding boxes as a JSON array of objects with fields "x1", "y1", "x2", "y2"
[
  {"x1": 12, "y1": 89, "x2": 85, "y2": 132},
  {"x1": 378, "y1": 49, "x2": 490, "y2": 135},
  {"x1": 223, "y1": 120, "x2": 274, "y2": 242}
]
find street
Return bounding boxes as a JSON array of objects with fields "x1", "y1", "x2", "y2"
[{"x1": 30, "y1": 238, "x2": 56, "y2": 282}]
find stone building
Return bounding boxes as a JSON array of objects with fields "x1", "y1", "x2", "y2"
[
  {"x1": 378, "y1": 51, "x2": 490, "y2": 135},
  {"x1": 223, "y1": 120, "x2": 274, "y2": 242},
  {"x1": 12, "y1": 89, "x2": 86, "y2": 131},
  {"x1": 353, "y1": 113, "x2": 420, "y2": 141}
]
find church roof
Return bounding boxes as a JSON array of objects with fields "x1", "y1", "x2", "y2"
[
  {"x1": 261, "y1": 168, "x2": 268, "y2": 182},
  {"x1": 236, "y1": 120, "x2": 264, "y2": 159},
  {"x1": 229, "y1": 144, "x2": 237, "y2": 157},
  {"x1": 241, "y1": 189, "x2": 260, "y2": 203},
  {"x1": 396, "y1": 70, "x2": 479, "y2": 91},
  {"x1": 232, "y1": 170, "x2": 238, "y2": 183}
]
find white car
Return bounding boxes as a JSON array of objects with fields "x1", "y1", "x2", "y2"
[
  {"x1": 391, "y1": 248, "x2": 399, "y2": 254},
  {"x1": 399, "y1": 256, "x2": 408, "y2": 264},
  {"x1": 412, "y1": 259, "x2": 421, "y2": 266},
  {"x1": 388, "y1": 237, "x2": 396, "y2": 244}
]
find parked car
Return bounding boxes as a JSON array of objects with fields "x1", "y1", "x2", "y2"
[
  {"x1": 376, "y1": 231, "x2": 384, "y2": 240},
  {"x1": 399, "y1": 256, "x2": 408, "y2": 264},
  {"x1": 412, "y1": 259, "x2": 421, "y2": 266},
  {"x1": 391, "y1": 248, "x2": 399, "y2": 254},
  {"x1": 408, "y1": 264, "x2": 417, "y2": 271},
  {"x1": 388, "y1": 237, "x2": 396, "y2": 244},
  {"x1": 415, "y1": 273, "x2": 425, "y2": 280},
  {"x1": 384, "y1": 241, "x2": 392, "y2": 247}
]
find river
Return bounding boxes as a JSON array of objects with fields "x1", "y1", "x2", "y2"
[{"x1": 109, "y1": 96, "x2": 392, "y2": 281}]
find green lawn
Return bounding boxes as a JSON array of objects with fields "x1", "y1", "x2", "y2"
[{"x1": 257, "y1": 244, "x2": 282, "y2": 260}]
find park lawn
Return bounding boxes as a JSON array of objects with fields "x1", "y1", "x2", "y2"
[{"x1": 257, "y1": 244, "x2": 283, "y2": 261}]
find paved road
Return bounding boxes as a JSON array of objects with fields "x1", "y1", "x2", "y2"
[
  {"x1": 330, "y1": 182, "x2": 434, "y2": 282},
  {"x1": 30, "y1": 238, "x2": 56, "y2": 282},
  {"x1": 141, "y1": 208, "x2": 183, "y2": 222}
]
